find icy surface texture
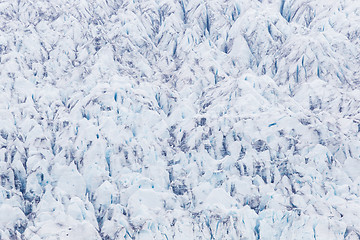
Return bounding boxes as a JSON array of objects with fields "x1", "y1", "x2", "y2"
[{"x1": 1, "y1": 0, "x2": 360, "y2": 239}]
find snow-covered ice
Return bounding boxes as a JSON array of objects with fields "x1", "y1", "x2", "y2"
[{"x1": 0, "y1": 0, "x2": 360, "y2": 239}]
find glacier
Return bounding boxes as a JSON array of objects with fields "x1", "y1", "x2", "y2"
[{"x1": 0, "y1": 0, "x2": 360, "y2": 239}]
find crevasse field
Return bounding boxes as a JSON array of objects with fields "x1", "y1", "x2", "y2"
[{"x1": 1, "y1": 0, "x2": 360, "y2": 239}]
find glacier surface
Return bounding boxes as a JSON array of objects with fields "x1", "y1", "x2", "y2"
[{"x1": 0, "y1": 0, "x2": 360, "y2": 239}]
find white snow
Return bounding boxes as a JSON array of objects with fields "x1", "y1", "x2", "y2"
[{"x1": 0, "y1": 0, "x2": 360, "y2": 239}]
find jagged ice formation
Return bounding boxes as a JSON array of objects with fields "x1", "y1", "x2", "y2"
[{"x1": 0, "y1": 0, "x2": 360, "y2": 239}]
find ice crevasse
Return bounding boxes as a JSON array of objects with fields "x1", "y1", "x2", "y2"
[{"x1": 0, "y1": 0, "x2": 360, "y2": 239}]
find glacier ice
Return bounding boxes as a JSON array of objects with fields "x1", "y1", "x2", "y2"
[{"x1": 0, "y1": 0, "x2": 360, "y2": 239}]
